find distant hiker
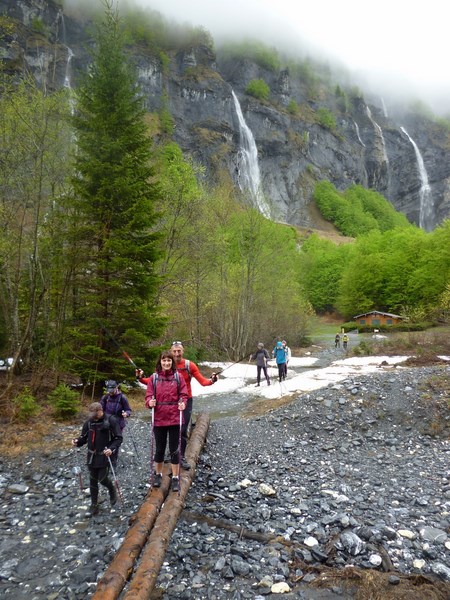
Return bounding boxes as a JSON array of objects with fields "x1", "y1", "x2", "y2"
[
  {"x1": 72, "y1": 402, "x2": 122, "y2": 516},
  {"x1": 100, "y1": 380, "x2": 131, "y2": 466},
  {"x1": 282, "y1": 340, "x2": 291, "y2": 378},
  {"x1": 249, "y1": 342, "x2": 271, "y2": 386},
  {"x1": 342, "y1": 333, "x2": 349, "y2": 349},
  {"x1": 137, "y1": 341, "x2": 218, "y2": 471},
  {"x1": 335, "y1": 333, "x2": 341, "y2": 349},
  {"x1": 145, "y1": 351, "x2": 188, "y2": 493},
  {"x1": 273, "y1": 341, "x2": 287, "y2": 382}
]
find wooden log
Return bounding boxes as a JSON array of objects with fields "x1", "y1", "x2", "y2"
[
  {"x1": 92, "y1": 412, "x2": 210, "y2": 600},
  {"x1": 123, "y1": 413, "x2": 210, "y2": 600}
]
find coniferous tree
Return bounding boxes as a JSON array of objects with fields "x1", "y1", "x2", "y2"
[{"x1": 67, "y1": 0, "x2": 163, "y2": 383}]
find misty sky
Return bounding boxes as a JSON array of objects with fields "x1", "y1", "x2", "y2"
[{"x1": 130, "y1": 0, "x2": 449, "y2": 113}]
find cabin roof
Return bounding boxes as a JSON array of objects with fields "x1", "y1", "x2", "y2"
[{"x1": 353, "y1": 310, "x2": 405, "y2": 319}]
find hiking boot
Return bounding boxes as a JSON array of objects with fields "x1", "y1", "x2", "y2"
[
  {"x1": 88, "y1": 503, "x2": 99, "y2": 516},
  {"x1": 181, "y1": 457, "x2": 191, "y2": 471},
  {"x1": 255, "y1": 383, "x2": 260, "y2": 387},
  {"x1": 109, "y1": 488, "x2": 118, "y2": 506},
  {"x1": 267, "y1": 380, "x2": 271, "y2": 386},
  {"x1": 153, "y1": 473, "x2": 162, "y2": 488},
  {"x1": 171, "y1": 477, "x2": 180, "y2": 492}
]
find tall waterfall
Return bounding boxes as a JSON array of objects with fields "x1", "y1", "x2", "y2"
[
  {"x1": 366, "y1": 107, "x2": 389, "y2": 164},
  {"x1": 353, "y1": 120, "x2": 365, "y2": 147},
  {"x1": 231, "y1": 91, "x2": 271, "y2": 218},
  {"x1": 401, "y1": 127, "x2": 434, "y2": 231}
]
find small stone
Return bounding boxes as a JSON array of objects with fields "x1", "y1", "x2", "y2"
[
  {"x1": 304, "y1": 536, "x2": 319, "y2": 547},
  {"x1": 398, "y1": 529, "x2": 416, "y2": 540},
  {"x1": 271, "y1": 581, "x2": 291, "y2": 593},
  {"x1": 369, "y1": 554, "x2": 382, "y2": 566},
  {"x1": 258, "y1": 483, "x2": 276, "y2": 496}
]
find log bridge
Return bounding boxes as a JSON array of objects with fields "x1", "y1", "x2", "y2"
[{"x1": 92, "y1": 412, "x2": 211, "y2": 600}]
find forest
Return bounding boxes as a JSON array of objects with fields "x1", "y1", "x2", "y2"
[{"x1": 0, "y1": 1, "x2": 449, "y2": 401}]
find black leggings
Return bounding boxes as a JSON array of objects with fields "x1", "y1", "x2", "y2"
[
  {"x1": 154, "y1": 425, "x2": 181, "y2": 464},
  {"x1": 88, "y1": 466, "x2": 115, "y2": 504},
  {"x1": 256, "y1": 366, "x2": 270, "y2": 384}
]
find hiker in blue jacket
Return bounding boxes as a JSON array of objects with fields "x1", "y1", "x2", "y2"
[{"x1": 273, "y1": 341, "x2": 287, "y2": 382}]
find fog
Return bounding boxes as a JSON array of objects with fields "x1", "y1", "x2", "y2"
[{"x1": 65, "y1": 0, "x2": 450, "y2": 114}]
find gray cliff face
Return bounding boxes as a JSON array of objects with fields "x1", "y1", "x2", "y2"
[{"x1": 2, "y1": 0, "x2": 450, "y2": 231}]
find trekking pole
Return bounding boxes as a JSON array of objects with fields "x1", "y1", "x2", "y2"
[
  {"x1": 177, "y1": 408, "x2": 182, "y2": 496},
  {"x1": 214, "y1": 353, "x2": 251, "y2": 376},
  {"x1": 100, "y1": 324, "x2": 140, "y2": 370},
  {"x1": 105, "y1": 451, "x2": 125, "y2": 507},
  {"x1": 72, "y1": 465, "x2": 83, "y2": 495},
  {"x1": 149, "y1": 407, "x2": 155, "y2": 488}
]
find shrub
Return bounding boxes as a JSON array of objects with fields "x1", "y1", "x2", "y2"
[
  {"x1": 48, "y1": 384, "x2": 81, "y2": 419},
  {"x1": 13, "y1": 387, "x2": 39, "y2": 421},
  {"x1": 287, "y1": 100, "x2": 299, "y2": 115},
  {"x1": 245, "y1": 79, "x2": 270, "y2": 101},
  {"x1": 316, "y1": 107, "x2": 336, "y2": 131}
]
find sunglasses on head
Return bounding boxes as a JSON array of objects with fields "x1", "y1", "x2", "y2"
[{"x1": 172, "y1": 341, "x2": 183, "y2": 346}]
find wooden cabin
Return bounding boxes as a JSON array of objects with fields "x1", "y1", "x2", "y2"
[{"x1": 353, "y1": 311, "x2": 405, "y2": 327}]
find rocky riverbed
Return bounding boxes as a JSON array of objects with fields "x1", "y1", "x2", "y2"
[{"x1": 1, "y1": 360, "x2": 449, "y2": 599}]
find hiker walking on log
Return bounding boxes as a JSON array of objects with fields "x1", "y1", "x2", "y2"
[
  {"x1": 72, "y1": 402, "x2": 122, "y2": 516},
  {"x1": 145, "y1": 350, "x2": 188, "y2": 493},
  {"x1": 170, "y1": 341, "x2": 218, "y2": 470},
  {"x1": 138, "y1": 340, "x2": 218, "y2": 471}
]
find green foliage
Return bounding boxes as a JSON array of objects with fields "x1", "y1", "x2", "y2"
[
  {"x1": 31, "y1": 17, "x2": 47, "y2": 34},
  {"x1": 313, "y1": 181, "x2": 411, "y2": 236},
  {"x1": 0, "y1": 77, "x2": 72, "y2": 368},
  {"x1": 159, "y1": 106, "x2": 174, "y2": 134},
  {"x1": 220, "y1": 40, "x2": 280, "y2": 71},
  {"x1": 160, "y1": 51, "x2": 170, "y2": 74},
  {"x1": 48, "y1": 384, "x2": 81, "y2": 419},
  {"x1": 298, "y1": 234, "x2": 351, "y2": 313},
  {"x1": 245, "y1": 79, "x2": 270, "y2": 101},
  {"x1": 287, "y1": 100, "x2": 299, "y2": 115},
  {"x1": 316, "y1": 107, "x2": 336, "y2": 131},
  {"x1": 13, "y1": 387, "x2": 39, "y2": 421},
  {"x1": 67, "y1": 1, "x2": 164, "y2": 381}
]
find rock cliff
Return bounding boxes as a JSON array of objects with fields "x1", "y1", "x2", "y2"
[{"x1": 2, "y1": 0, "x2": 450, "y2": 231}]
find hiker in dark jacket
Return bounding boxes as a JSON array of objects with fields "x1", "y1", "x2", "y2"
[
  {"x1": 249, "y1": 342, "x2": 271, "y2": 386},
  {"x1": 72, "y1": 402, "x2": 122, "y2": 516},
  {"x1": 100, "y1": 380, "x2": 131, "y2": 466}
]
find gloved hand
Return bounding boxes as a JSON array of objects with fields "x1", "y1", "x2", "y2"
[
  {"x1": 135, "y1": 368, "x2": 144, "y2": 378},
  {"x1": 211, "y1": 372, "x2": 218, "y2": 383}
]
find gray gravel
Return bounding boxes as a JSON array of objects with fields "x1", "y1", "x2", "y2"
[{"x1": 1, "y1": 362, "x2": 450, "y2": 599}]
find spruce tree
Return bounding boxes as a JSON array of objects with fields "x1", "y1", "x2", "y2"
[{"x1": 67, "y1": 0, "x2": 163, "y2": 383}]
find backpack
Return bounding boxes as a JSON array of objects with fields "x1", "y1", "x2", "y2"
[
  {"x1": 152, "y1": 371, "x2": 182, "y2": 396},
  {"x1": 102, "y1": 392, "x2": 125, "y2": 417},
  {"x1": 178, "y1": 359, "x2": 190, "y2": 377}
]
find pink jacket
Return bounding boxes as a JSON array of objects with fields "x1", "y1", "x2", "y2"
[{"x1": 145, "y1": 370, "x2": 188, "y2": 427}]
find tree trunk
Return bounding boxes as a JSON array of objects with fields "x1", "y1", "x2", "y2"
[{"x1": 92, "y1": 413, "x2": 210, "y2": 600}]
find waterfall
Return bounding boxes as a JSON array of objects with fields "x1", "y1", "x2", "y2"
[
  {"x1": 231, "y1": 91, "x2": 271, "y2": 218},
  {"x1": 366, "y1": 107, "x2": 389, "y2": 164},
  {"x1": 353, "y1": 120, "x2": 365, "y2": 147},
  {"x1": 380, "y1": 97, "x2": 388, "y2": 118},
  {"x1": 64, "y1": 47, "x2": 74, "y2": 90},
  {"x1": 400, "y1": 127, "x2": 434, "y2": 231}
]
